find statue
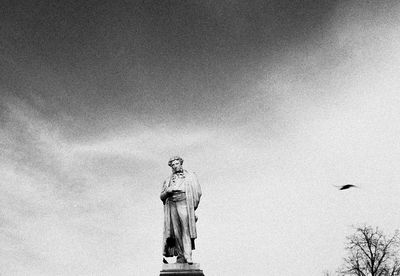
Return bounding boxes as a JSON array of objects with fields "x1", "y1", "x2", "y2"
[{"x1": 160, "y1": 156, "x2": 202, "y2": 265}]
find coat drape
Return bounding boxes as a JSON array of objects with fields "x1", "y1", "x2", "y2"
[{"x1": 160, "y1": 170, "x2": 202, "y2": 257}]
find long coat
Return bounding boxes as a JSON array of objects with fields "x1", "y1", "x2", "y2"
[{"x1": 160, "y1": 170, "x2": 202, "y2": 257}]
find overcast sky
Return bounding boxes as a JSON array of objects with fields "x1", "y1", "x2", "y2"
[{"x1": 1, "y1": 1, "x2": 400, "y2": 275}]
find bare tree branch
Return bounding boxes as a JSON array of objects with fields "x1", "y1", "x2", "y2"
[{"x1": 339, "y1": 226, "x2": 400, "y2": 276}]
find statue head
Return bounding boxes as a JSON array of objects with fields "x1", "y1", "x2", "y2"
[{"x1": 168, "y1": 156, "x2": 184, "y2": 173}]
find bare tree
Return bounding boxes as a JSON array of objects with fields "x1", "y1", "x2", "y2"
[{"x1": 339, "y1": 225, "x2": 400, "y2": 276}]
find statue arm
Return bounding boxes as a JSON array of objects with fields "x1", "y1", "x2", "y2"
[{"x1": 160, "y1": 179, "x2": 170, "y2": 203}]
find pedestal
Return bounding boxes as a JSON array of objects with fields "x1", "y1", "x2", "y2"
[{"x1": 160, "y1": 263, "x2": 205, "y2": 276}]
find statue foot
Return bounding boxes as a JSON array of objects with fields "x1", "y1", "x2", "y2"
[{"x1": 176, "y1": 256, "x2": 186, "y2": 263}]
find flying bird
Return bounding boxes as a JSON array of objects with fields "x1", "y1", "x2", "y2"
[{"x1": 334, "y1": 184, "x2": 359, "y2": 190}]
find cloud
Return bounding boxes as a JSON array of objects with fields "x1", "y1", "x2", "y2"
[
  {"x1": 72, "y1": 124, "x2": 214, "y2": 163},
  {"x1": 0, "y1": 98, "x2": 133, "y2": 274}
]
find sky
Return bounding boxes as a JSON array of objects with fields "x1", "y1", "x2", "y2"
[{"x1": 1, "y1": 0, "x2": 400, "y2": 275}]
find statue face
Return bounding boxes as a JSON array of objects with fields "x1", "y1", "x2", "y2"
[{"x1": 171, "y1": 160, "x2": 183, "y2": 172}]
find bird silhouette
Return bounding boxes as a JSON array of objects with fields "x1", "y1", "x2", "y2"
[{"x1": 334, "y1": 184, "x2": 359, "y2": 190}]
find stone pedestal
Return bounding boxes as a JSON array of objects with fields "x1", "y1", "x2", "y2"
[{"x1": 160, "y1": 263, "x2": 204, "y2": 276}]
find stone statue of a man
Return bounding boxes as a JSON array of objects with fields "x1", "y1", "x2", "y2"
[{"x1": 160, "y1": 156, "x2": 202, "y2": 264}]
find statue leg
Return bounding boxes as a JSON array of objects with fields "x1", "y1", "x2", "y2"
[
  {"x1": 170, "y1": 201, "x2": 185, "y2": 262},
  {"x1": 176, "y1": 200, "x2": 192, "y2": 263}
]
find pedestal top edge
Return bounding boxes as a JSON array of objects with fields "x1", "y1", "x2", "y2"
[{"x1": 162, "y1": 263, "x2": 201, "y2": 270}]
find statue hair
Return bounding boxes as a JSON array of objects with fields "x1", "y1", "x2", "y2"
[{"x1": 168, "y1": 156, "x2": 184, "y2": 167}]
